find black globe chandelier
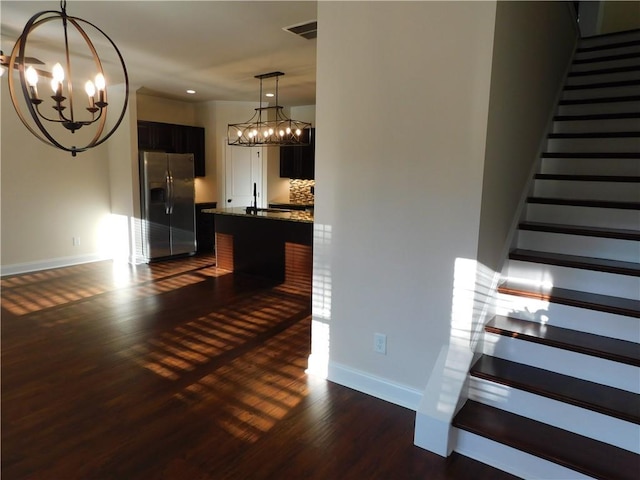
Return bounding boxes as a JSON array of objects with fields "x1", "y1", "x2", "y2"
[{"x1": 6, "y1": 0, "x2": 129, "y2": 156}]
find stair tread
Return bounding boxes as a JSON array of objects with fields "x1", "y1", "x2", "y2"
[
  {"x1": 471, "y1": 355, "x2": 640, "y2": 423},
  {"x1": 541, "y1": 151, "x2": 640, "y2": 158},
  {"x1": 509, "y1": 248, "x2": 640, "y2": 276},
  {"x1": 548, "y1": 131, "x2": 640, "y2": 138},
  {"x1": 527, "y1": 196, "x2": 640, "y2": 209},
  {"x1": 573, "y1": 51, "x2": 640, "y2": 64},
  {"x1": 518, "y1": 221, "x2": 640, "y2": 240},
  {"x1": 569, "y1": 64, "x2": 640, "y2": 77},
  {"x1": 553, "y1": 112, "x2": 640, "y2": 121},
  {"x1": 453, "y1": 400, "x2": 640, "y2": 480},
  {"x1": 576, "y1": 38, "x2": 640, "y2": 54},
  {"x1": 558, "y1": 94, "x2": 640, "y2": 105},
  {"x1": 487, "y1": 315, "x2": 640, "y2": 367},
  {"x1": 498, "y1": 281, "x2": 640, "y2": 318},
  {"x1": 535, "y1": 173, "x2": 640, "y2": 182},
  {"x1": 564, "y1": 79, "x2": 640, "y2": 90}
]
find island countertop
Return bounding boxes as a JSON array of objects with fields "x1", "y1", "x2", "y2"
[{"x1": 202, "y1": 207, "x2": 313, "y2": 223}]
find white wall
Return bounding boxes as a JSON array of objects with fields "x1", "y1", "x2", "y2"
[
  {"x1": 477, "y1": 1, "x2": 578, "y2": 272},
  {"x1": 312, "y1": 1, "x2": 497, "y2": 403},
  {"x1": 1, "y1": 79, "x2": 113, "y2": 273}
]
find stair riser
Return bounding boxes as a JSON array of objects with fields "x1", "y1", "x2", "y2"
[
  {"x1": 525, "y1": 203, "x2": 640, "y2": 230},
  {"x1": 579, "y1": 31, "x2": 640, "y2": 48},
  {"x1": 566, "y1": 70, "x2": 640, "y2": 86},
  {"x1": 516, "y1": 229, "x2": 640, "y2": 262},
  {"x1": 504, "y1": 259, "x2": 640, "y2": 299},
  {"x1": 540, "y1": 157, "x2": 640, "y2": 175},
  {"x1": 483, "y1": 332, "x2": 640, "y2": 393},
  {"x1": 556, "y1": 100, "x2": 640, "y2": 116},
  {"x1": 468, "y1": 377, "x2": 639, "y2": 453},
  {"x1": 571, "y1": 56, "x2": 640, "y2": 73},
  {"x1": 495, "y1": 292, "x2": 640, "y2": 341},
  {"x1": 552, "y1": 118, "x2": 639, "y2": 134},
  {"x1": 533, "y1": 179, "x2": 640, "y2": 202},
  {"x1": 546, "y1": 136, "x2": 640, "y2": 153},
  {"x1": 454, "y1": 429, "x2": 595, "y2": 480},
  {"x1": 563, "y1": 83, "x2": 640, "y2": 101}
]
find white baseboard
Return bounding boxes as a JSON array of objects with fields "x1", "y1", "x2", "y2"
[
  {"x1": 1, "y1": 253, "x2": 111, "y2": 276},
  {"x1": 327, "y1": 361, "x2": 422, "y2": 411}
]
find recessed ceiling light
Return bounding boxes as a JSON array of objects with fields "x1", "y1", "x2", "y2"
[
  {"x1": 186, "y1": 89, "x2": 196, "y2": 94},
  {"x1": 265, "y1": 93, "x2": 274, "y2": 98}
]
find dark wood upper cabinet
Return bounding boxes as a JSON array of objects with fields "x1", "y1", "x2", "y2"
[
  {"x1": 280, "y1": 128, "x2": 315, "y2": 180},
  {"x1": 137, "y1": 121, "x2": 205, "y2": 177}
]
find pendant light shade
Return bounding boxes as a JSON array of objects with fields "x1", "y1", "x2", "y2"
[
  {"x1": 228, "y1": 72, "x2": 311, "y2": 147},
  {"x1": 6, "y1": 0, "x2": 129, "y2": 156}
]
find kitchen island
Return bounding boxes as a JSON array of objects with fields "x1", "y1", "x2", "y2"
[{"x1": 203, "y1": 207, "x2": 313, "y2": 288}]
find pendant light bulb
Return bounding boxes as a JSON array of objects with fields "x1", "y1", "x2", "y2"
[
  {"x1": 94, "y1": 72, "x2": 105, "y2": 91},
  {"x1": 85, "y1": 80, "x2": 96, "y2": 97},
  {"x1": 25, "y1": 66, "x2": 39, "y2": 86},
  {"x1": 52, "y1": 62, "x2": 64, "y2": 82}
]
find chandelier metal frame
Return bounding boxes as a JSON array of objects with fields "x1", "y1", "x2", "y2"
[
  {"x1": 227, "y1": 71, "x2": 311, "y2": 147},
  {"x1": 7, "y1": 0, "x2": 129, "y2": 156}
]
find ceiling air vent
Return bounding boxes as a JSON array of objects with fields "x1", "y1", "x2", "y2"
[{"x1": 283, "y1": 20, "x2": 317, "y2": 40}]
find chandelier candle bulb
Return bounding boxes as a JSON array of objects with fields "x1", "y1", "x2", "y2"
[{"x1": 25, "y1": 66, "x2": 40, "y2": 102}]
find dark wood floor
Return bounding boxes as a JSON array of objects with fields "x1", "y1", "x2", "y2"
[{"x1": 1, "y1": 254, "x2": 518, "y2": 479}]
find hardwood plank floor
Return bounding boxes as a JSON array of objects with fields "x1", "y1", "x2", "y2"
[{"x1": 1, "y1": 255, "x2": 517, "y2": 479}]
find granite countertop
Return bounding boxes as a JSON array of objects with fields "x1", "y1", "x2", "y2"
[{"x1": 202, "y1": 207, "x2": 313, "y2": 223}]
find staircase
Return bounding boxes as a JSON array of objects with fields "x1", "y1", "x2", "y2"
[{"x1": 452, "y1": 29, "x2": 640, "y2": 479}]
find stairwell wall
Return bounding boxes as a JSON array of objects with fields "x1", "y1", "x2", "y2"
[
  {"x1": 476, "y1": 1, "x2": 579, "y2": 274},
  {"x1": 313, "y1": 1, "x2": 496, "y2": 403}
]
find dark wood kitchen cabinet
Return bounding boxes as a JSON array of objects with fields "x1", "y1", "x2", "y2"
[
  {"x1": 280, "y1": 128, "x2": 315, "y2": 180},
  {"x1": 137, "y1": 121, "x2": 206, "y2": 177}
]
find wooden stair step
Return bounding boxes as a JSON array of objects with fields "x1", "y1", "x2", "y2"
[
  {"x1": 453, "y1": 400, "x2": 640, "y2": 480},
  {"x1": 498, "y1": 280, "x2": 640, "y2": 318},
  {"x1": 573, "y1": 51, "x2": 640, "y2": 64},
  {"x1": 470, "y1": 355, "x2": 640, "y2": 423},
  {"x1": 541, "y1": 151, "x2": 640, "y2": 158},
  {"x1": 569, "y1": 64, "x2": 640, "y2": 77},
  {"x1": 564, "y1": 79, "x2": 640, "y2": 90},
  {"x1": 548, "y1": 131, "x2": 640, "y2": 138},
  {"x1": 553, "y1": 112, "x2": 640, "y2": 121},
  {"x1": 527, "y1": 196, "x2": 640, "y2": 210},
  {"x1": 486, "y1": 315, "x2": 640, "y2": 367},
  {"x1": 534, "y1": 174, "x2": 640, "y2": 182},
  {"x1": 509, "y1": 248, "x2": 640, "y2": 276},
  {"x1": 558, "y1": 94, "x2": 640, "y2": 105},
  {"x1": 576, "y1": 38, "x2": 640, "y2": 54},
  {"x1": 518, "y1": 221, "x2": 640, "y2": 241}
]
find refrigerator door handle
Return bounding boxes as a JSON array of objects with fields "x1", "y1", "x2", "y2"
[
  {"x1": 168, "y1": 170, "x2": 175, "y2": 215},
  {"x1": 165, "y1": 172, "x2": 172, "y2": 214}
]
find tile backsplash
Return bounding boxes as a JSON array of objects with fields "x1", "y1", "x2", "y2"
[{"x1": 290, "y1": 179, "x2": 315, "y2": 204}]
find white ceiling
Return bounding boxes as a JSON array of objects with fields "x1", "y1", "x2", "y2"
[{"x1": 0, "y1": 1, "x2": 318, "y2": 105}]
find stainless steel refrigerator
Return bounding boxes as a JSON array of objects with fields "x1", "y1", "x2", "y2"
[{"x1": 140, "y1": 151, "x2": 196, "y2": 261}]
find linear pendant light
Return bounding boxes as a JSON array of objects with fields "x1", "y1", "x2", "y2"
[{"x1": 227, "y1": 71, "x2": 311, "y2": 147}]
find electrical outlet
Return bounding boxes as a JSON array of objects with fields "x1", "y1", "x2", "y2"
[
  {"x1": 374, "y1": 333, "x2": 387, "y2": 355},
  {"x1": 72, "y1": 236, "x2": 80, "y2": 246}
]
